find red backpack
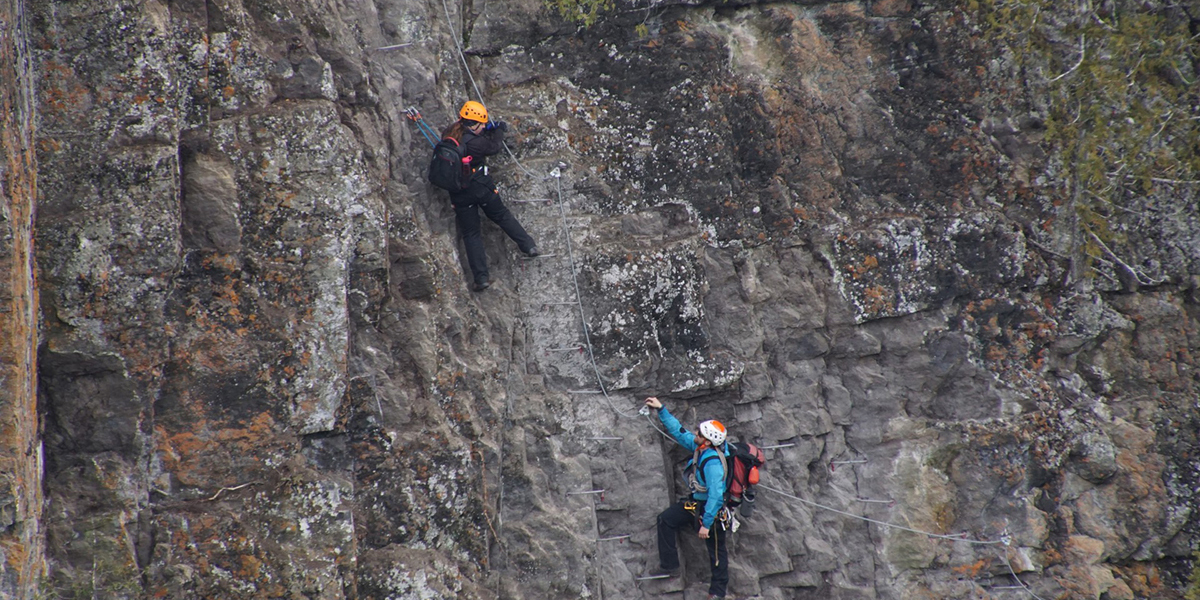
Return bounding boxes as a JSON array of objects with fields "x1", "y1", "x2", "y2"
[
  {"x1": 725, "y1": 441, "x2": 765, "y2": 507},
  {"x1": 691, "y1": 440, "x2": 765, "y2": 508}
]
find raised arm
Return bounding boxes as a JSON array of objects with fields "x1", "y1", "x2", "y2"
[{"x1": 645, "y1": 397, "x2": 697, "y2": 451}]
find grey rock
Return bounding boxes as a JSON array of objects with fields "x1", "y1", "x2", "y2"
[
  {"x1": 792, "y1": 331, "x2": 830, "y2": 360},
  {"x1": 277, "y1": 56, "x2": 338, "y2": 101},
  {"x1": 181, "y1": 152, "x2": 242, "y2": 253},
  {"x1": 804, "y1": 535, "x2": 839, "y2": 572},
  {"x1": 829, "y1": 329, "x2": 881, "y2": 358},
  {"x1": 10, "y1": 0, "x2": 1198, "y2": 599},
  {"x1": 1070, "y1": 431, "x2": 1119, "y2": 483}
]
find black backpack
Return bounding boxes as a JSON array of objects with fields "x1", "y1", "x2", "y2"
[{"x1": 428, "y1": 137, "x2": 470, "y2": 192}]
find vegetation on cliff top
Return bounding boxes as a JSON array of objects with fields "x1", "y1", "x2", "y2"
[
  {"x1": 546, "y1": 0, "x2": 613, "y2": 27},
  {"x1": 971, "y1": 0, "x2": 1199, "y2": 284}
]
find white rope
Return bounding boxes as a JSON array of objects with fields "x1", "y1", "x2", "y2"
[
  {"x1": 998, "y1": 549, "x2": 1048, "y2": 600},
  {"x1": 433, "y1": 0, "x2": 640, "y2": 422},
  {"x1": 435, "y1": 0, "x2": 623, "y2": 414},
  {"x1": 438, "y1": 0, "x2": 484, "y2": 101},
  {"x1": 644, "y1": 409, "x2": 675, "y2": 441},
  {"x1": 436, "y1": 0, "x2": 541, "y2": 180},
  {"x1": 757, "y1": 481, "x2": 1005, "y2": 545},
  {"x1": 551, "y1": 173, "x2": 643, "y2": 420},
  {"x1": 759, "y1": 479, "x2": 1059, "y2": 598}
]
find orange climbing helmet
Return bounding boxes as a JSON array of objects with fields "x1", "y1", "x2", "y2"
[
  {"x1": 459, "y1": 101, "x2": 488, "y2": 123},
  {"x1": 698, "y1": 420, "x2": 726, "y2": 445}
]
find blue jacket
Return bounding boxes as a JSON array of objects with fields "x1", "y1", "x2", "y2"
[{"x1": 658, "y1": 406, "x2": 727, "y2": 528}]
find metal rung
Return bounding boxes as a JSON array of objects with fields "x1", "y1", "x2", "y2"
[
  {"x1": 545, "y1": 346, "x2": 584, "y2": 352},
  {"x1": 829, "y1": 459, "x2": 867, "y2": 471},
  {"x1": 596, "y1": 534, "x2": 631, "y2": 542},
  {"x1": 569, "y1": 390, "x2": 603, "y2": 394},
  {"x1": 636, "y1": 574, "x2": 673, "y2": 581},
  {"x1": 521, "y1": 253, "x2": 556, "y2": 258},
  {"x1": 512, "y1": 198, "x2": 554, "y2": 203},
  {"x1": 567, "y1": 489, "x2": 606, "y2": 502},
  {"x1": 586, "y1": 436, "x2": 623, "y2": 441},
  {"x1": 760, "y1": 443, "x2": 796, "y2": 450},
  {"x1": 855, "y1": 497, "x2": 895, "y2": 506},
  {"x1": 543, "y1": 301, "x2": 580, "y2": 306}
]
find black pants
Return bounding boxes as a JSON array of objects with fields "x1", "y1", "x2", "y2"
[
  {"x1": 451, "y1": 186, "x2": 535, "y2": 285},
  {"x1": 656, "y1": 499, "x2": 729, "y2": 598}
]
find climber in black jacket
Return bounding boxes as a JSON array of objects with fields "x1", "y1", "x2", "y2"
[{"x1": 441, "y1": 101, "x2": 539, "y2": 291}]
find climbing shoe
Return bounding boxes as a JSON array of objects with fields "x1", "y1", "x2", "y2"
[
  {"x1": 524, "y1": 246, "x2": 540, "y2": 258},
  {"x1": 473, "y1": 277, "x2": 491, "y2": 291}
]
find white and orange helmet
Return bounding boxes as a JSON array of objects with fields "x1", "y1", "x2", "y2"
[{"x1": 698, "y1": 420, "x2": 726, "y2": 445}]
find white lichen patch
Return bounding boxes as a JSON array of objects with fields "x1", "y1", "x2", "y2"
[
  {"x1": 832, "y1": 216, "x2": 1031, "y2": 323},
  {"x1": 364, "y1": 559, "x2": 467, "y2": 600}
]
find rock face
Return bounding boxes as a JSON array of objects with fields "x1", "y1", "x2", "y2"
[
  {"x1": 6, "y1": 0, "x2": 1198, "y2": 598},
  {"x1": 0, "y1": 0, "x2": 44, "y2": 597}
]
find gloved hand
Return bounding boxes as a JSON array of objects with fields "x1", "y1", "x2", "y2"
[{"x1": 489, "y1": 120, "x2": 508, "y2": 132}]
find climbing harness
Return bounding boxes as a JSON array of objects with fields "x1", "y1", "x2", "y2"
[
  {"x1": 684, "y1": 502, "x2": 735, "y2": 531},
  {"x1": 684, "y1": 499, "x2": 738, "y2": 529},
  {"x1": 687, "y1": 501, "x2": 733, "y2": 567}
]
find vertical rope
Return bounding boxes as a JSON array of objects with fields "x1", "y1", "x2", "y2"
[
  {"x1": 550, "y1": 172, "x2": 642, "y2": 419},
  {"x1": 436, "y1": 0, "x2": 540, "y2": 180}
]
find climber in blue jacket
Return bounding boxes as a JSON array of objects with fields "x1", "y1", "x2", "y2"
[{"x1": 645, "y1": 396, "x2": 731, "y2": 599}]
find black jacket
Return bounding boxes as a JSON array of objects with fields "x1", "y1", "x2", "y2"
[
  {"x1": 451, "y1": 127, "x2": 505, "y2": 201},
  {"x1": 460, "y1": 127, "x2": 505, "y2": 170}
]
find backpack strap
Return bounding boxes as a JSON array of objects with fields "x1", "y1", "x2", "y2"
[{"x1": 688, "y1": 445, "x2": 728, "y2": 494}]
